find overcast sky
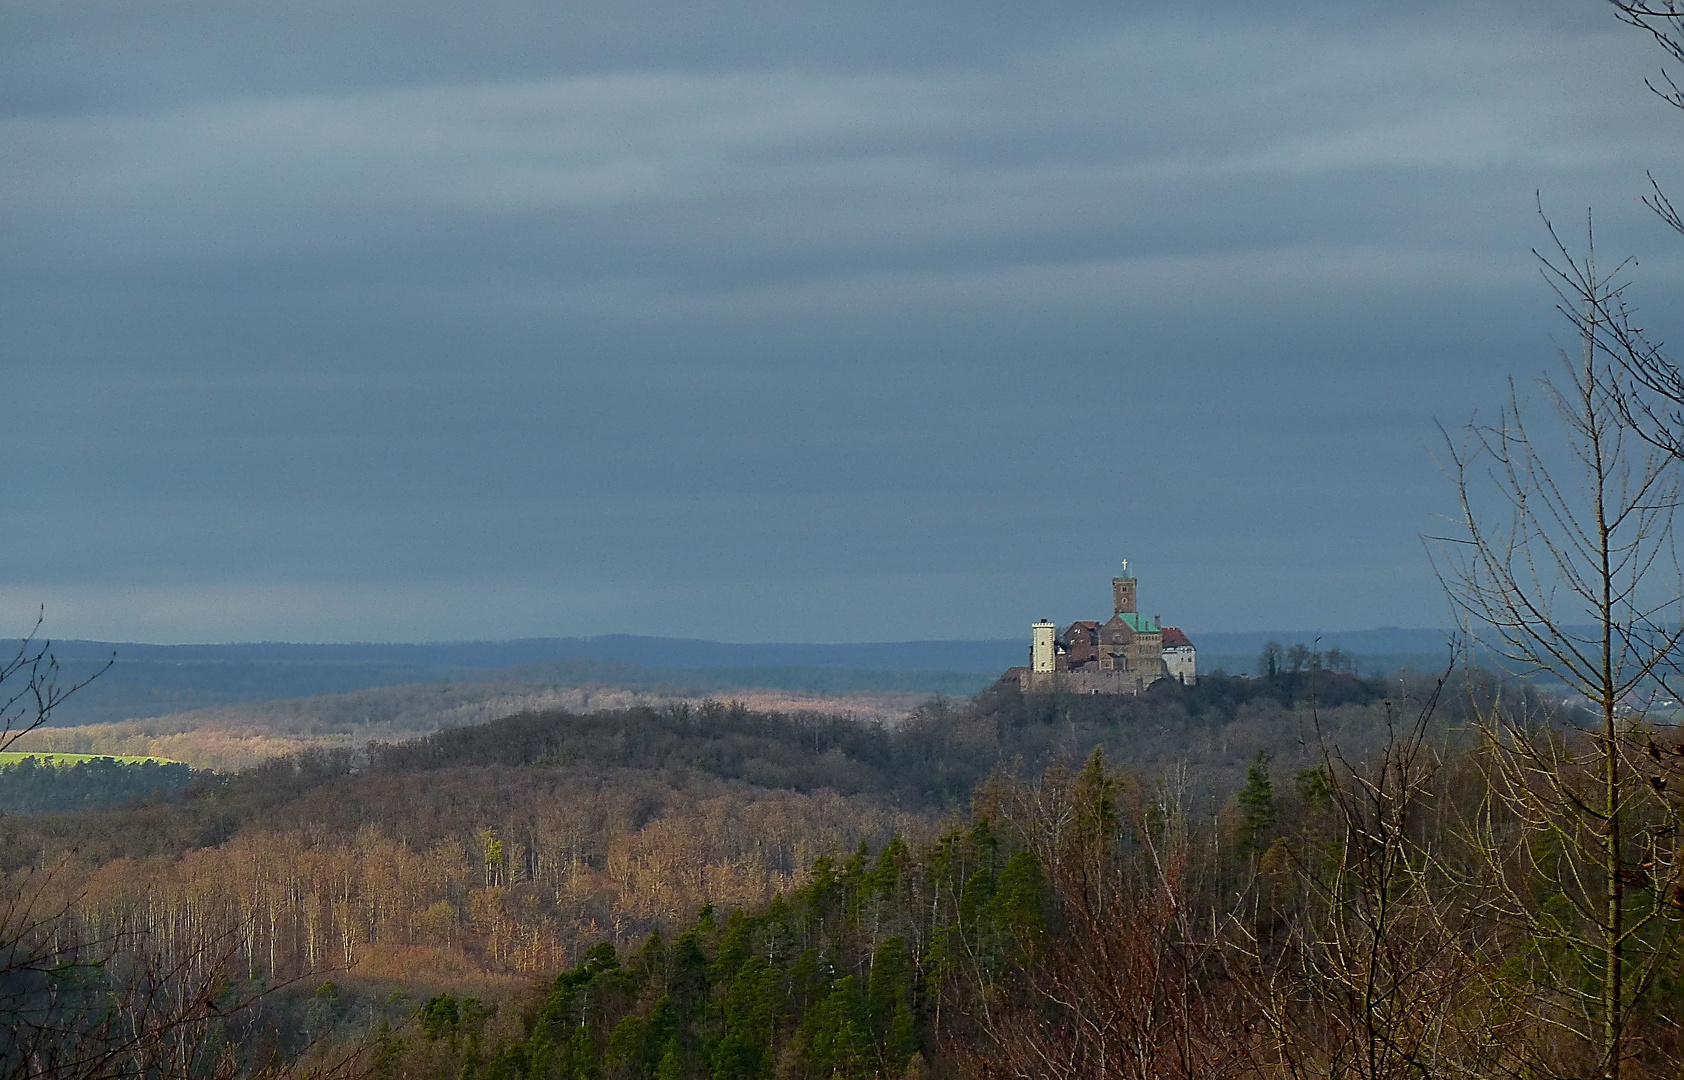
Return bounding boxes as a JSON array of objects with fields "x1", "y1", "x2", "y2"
[{"x1": 4, "y1": 1, "x2": 1683, "y2": 643}]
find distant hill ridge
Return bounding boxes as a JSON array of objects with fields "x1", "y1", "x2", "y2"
[
  {"x1": 27, "y1": 628, "x2": 1455, "y2": 671},
  {"x1": 1189, "y1": 627, "x2": 1455, "y2": 656},
  {"x1": 29, "y1": 635, "x2": 1027, "y2": 673},
  {"x1": 10, "y1": 630, "x2": 1461, "y2": 726}
]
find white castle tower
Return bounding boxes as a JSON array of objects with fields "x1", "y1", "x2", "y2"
[{"x1": 1031, "y1": 620, "x2": 1058, "y2": 674}]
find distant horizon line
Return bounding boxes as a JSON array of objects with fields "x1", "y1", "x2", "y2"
[{"x1": 16, "y1": 627, "x2": 1459, "y2": 649}]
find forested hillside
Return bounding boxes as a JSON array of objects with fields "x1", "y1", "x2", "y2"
[
  {"x1": 0, "y1": 673, "x2": 1421, "y2": 957},
  {"x1": 9, "y1": 664, "x2": 961, "y2": 772},
  {"x1": 361, "y1": 730, "x2": 1684, "y2": 1080},
  {"x1": 0, "y1": 672, "x2": 1459, "y2": 994},
  {"x1": 11, "y1": 668, "x2": 1672, "y2": 1079}
]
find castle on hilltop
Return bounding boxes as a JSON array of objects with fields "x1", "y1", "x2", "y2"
[{"x1": 1007, "y1": 562, "x2": 1196, "y2": 695}]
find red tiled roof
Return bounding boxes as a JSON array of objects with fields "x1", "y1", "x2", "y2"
[{"x1": 1161, "y1": 627, "x2": 1194, "y2": 648}]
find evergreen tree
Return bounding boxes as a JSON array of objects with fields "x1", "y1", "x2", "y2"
[{"x1": 1235, "y1": 750, "x2": 1278, "y2": 855}]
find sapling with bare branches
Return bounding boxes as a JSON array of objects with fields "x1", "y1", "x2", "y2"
[
  {"x1": 1433, "y1": 220, "x2": 1684, "y2": 1079},
  {"x1": 1228, "y1": 669, "x2": 1515, "y2": 1079}
]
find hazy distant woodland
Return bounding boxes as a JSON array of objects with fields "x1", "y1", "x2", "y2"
[
  {"x1": 16, "y1": 640, "x2": 1006, "y2": 727},
  {"x1": 5, "y1": 635, "x2": 1453, "y2": 773},
  {"x1": 7, "y1": 677, "x2": 948, "y2": 773}
]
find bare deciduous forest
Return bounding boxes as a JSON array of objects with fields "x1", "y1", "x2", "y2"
[{"x1": 0, "y1": 668, "x2": 1620, "y2": 1079}]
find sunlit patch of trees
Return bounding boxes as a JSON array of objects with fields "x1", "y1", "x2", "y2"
[
  {"x1": 0, "y1": 754, "x2": 193, "y2": 814},
  {"x1": 19, "y1": 779, "x2": 914, "y2": 984}
]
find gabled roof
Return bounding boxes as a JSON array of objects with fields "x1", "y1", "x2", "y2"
[
  {"x1": 1106, "y1": 612, "x2": 1159, "y2": 633},
  {"x1": 1161, "y1": 627, "x2": 1194, "y2": 649},
  {"x1": 1069, "y1": 621, "x2": 1100, "y2": 629}
]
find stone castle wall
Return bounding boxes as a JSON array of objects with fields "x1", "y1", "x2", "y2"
[{"x1": 1015, "y1": 667, "x2": 1142, "y2": 695}]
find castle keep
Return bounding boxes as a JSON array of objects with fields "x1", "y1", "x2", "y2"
[{"x1": 1009, "y1": 563, "x2": 1196, "y2": 694}]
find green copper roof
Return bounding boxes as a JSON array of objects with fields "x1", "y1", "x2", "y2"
[{"x1": 1111, "y1": 613, "x2": 1159, "y2": 632}]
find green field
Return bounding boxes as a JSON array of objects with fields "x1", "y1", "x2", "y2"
[{"x1": 0, "y1": 751, "x2": 182, "y2": 766}]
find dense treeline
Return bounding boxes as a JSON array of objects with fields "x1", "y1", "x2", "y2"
[
  {"x1": 0, "y1": 754, "x2": 193, "y2": 814},
  {"x1": 0, "y1": 675, "x2": 1457, "y2": 990},
  {"x1": 366, "y1": 723, "x2": 1684, "y2": 1080},
  {"x1": 13, "y1": 666, "x2": 966, "y2": 772},
  {"x1": 15, "y1": 775, "x2": 918, "y2": 985},
  {"x1": 385, "y1": 835, "x2": 960, "y2": 1080},
  {"x1": 0, "y1": 673, "x2": 1459, "y2": 868},
  {"x1": 5, "y1": 668, "x2": 1676, "y2": 1077}
]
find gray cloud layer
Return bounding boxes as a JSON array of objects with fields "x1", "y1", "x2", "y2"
[{"x1": 3, "y1": 1, "x2": 1681, "y2": 641}]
